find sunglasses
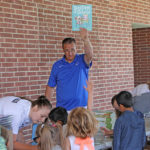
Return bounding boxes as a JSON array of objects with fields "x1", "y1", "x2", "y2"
[{"x1": 33, "y1": 136, "x2": 40, "y2": 143}]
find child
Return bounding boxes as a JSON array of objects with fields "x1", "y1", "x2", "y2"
[
  {"x1": 0, "y1": 95, "x2": 52, "y2": 150},
  {"x1": 101, "y1": 95, "x2": 122, "y2": 136},
  {"x1": 48, "y1": 106, "x2": 68, "y2": 126},
  {"x1": 34, "y1": 107, "x2": 68, "y2": 150},
  {"x1": 66, "y1": 107, "x2": 98, "y2": 150},
  {"x1": 111, "y1": 95, "x2": 122, "y2": 118},
  {"x1": 0, "y1": 126, "x2": 13, "y2": 150},
  {"x1": 35, "y1": 123, "x2": 65, "y2": 150},
  {"x1": 113, "y1": 91, "x2": 146, "y2": 150}
]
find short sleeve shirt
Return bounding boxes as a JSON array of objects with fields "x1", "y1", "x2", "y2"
[
  {"x1": 48, "y1": 54, "x2": 92, "y2": 110},
  {"x1": 0, "y1": 96, "x2": 32, "y2": 134}
]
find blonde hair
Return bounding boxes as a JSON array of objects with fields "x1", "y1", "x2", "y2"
[
  {"x1": 36, "y1": 123, "x2": 65, "y2": 150},
  {"x1": 67, "y1": 107, "x2": 98, "y2": 138},
  {"x1": 0, "y1": 126, "x2": 13, "y2": 150}
]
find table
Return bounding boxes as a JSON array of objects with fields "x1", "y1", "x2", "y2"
[{"x1": 94, "y1": 131, "x2": 112, "y2": 150}]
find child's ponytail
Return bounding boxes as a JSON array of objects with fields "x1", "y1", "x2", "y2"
[
  {"x1": 37, "y1": 123, "x2": 66, "y2": 150},
  {"x1": 38, "y1": 124, "x2": 53, "y2": 150},
  {"x1": 55, "y1": 123, "x2": 66, "y2": 150}
]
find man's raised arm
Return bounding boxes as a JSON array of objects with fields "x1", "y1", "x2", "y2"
[{"x1": 80, "y1": 28, "x2": 93, "y2": 65}]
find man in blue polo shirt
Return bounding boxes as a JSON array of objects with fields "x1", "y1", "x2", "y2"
[{"x1": 45, "y1": 28, "x2": 93, "y2": 111}]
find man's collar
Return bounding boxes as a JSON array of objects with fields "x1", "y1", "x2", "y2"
[{"x1": 62, "y1": 54, "x2": 78, "y2": 63}]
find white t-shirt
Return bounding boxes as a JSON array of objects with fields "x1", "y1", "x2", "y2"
[
  {"x1": 0, "y1": 96, "x2": 32, "y2": 134},
  {"x1": 130, "y1": 83, "x2": 150, "y2": 97}
]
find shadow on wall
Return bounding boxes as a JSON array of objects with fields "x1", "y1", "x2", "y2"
[{"x1": 132, "y1": 23, "x2": 150, "y2": 87}]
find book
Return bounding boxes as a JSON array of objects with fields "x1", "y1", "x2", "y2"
[
  {"x1": 93, "y1": 110, "x2": 116, "y2": 130},
  {"x1": 72, "y1": 5, "x2": 92, "y2": 31}
]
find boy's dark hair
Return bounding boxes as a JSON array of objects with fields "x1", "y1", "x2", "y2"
[
  {"x1": 62, "y1": 38, "x2": 76, "y2": 48},
  {"x1": 111, "y1": 94, "x2": 122, "y2": 118},
  {"x1": 116, "y1": 91, "x2": 133, "y2": 108},
  {"x1": 32, "y1": 95, "x2": 52, "y2": 110},
  {"x1": 111, "y1": 95, "x2": 117, "y2": 105},
  {"x1": 49, "y1": 107, "x2": 68, "y2": 125}
]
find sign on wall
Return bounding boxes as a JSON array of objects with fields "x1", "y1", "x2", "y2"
[{"x1": 72, "y1": 5, "x2": 92, "y2": 31}]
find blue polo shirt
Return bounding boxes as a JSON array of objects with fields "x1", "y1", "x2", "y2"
[{"x1": 48, "y1": 54, "x2": 92, "y2": 110}]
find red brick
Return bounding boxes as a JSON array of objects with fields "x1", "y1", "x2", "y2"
[
  {"x1": 15, "y1": 82, "x2": 26, "y2": 87},
  {"x1": 133, "y1": 28, "x2": 150, "y2": 86},
  {"x1": 30, "y1": 76, "x2": 40, "y2": 80},
  {"x1": 6, "y1": 58, "x2": 17, "y2": 62},
  {"x1": 2, "y1": 83, "x2": 14, "y2": 87},
  {"x1": 0, "y1": 88, "x2": 6, "y2": 93},
  {"x1": 1, "y1": 0, "x2": 149, "y2": 115},
  {"x1": 2, "y1": 63, "x2": 15, "y2": 67},
  {"x1": 12, "y1": 24, "x2": 24, "y2": 29},
  {"x1": 18, "y1": 67, "x2": 29, "y2": 72},
  {"x1": 19, "y1": 77, "x2": 29, "y2": 81},
  {"x1": 7, "y1": 87, "x2": 18, "y2": 92},
  {"x1": 19, "y1": 86, "x2": 30, "y2": 91},
  {"x1": 17, "y1": 39, "x2": 28, "y2": 43},
  {"x1": 16, "y1": 91, "x2": 27, "y2": 96},
  {"x1": 3, "y1": 93, "x2": 16, "y2": 96},
  {"x1": 12, "y1": 4, "x2": 23, "y2": 9},
  {"x1": 15, "y1": 72, "x2": 26, "y2": 76},
  {"x1": 27, "y1": 72, "x2": 37, "y2": 76},
  {"x1": 13, "y1": 34, "x2": 25, "y2": 38},
  {"x1": 27, "y1": 90, "x2": 38, "y2": 95},
  {"x1": 0, "y1": 2, "x2": 11, "y2": 7},
  {"x1": 22, "y1": 6, "x2": 34, "y2": 11},
  {"x1": 18, "y1": 58, "x2": 29, "y2": 62}
]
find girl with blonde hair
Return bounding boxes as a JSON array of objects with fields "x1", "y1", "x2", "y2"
[
  {"x1": 35, "y1": 123, "x2": 65, "y2": 150},
  {"x1": 66, "y1": 107, "x2": 98, "y2": 150}
]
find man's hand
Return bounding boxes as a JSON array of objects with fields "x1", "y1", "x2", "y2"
[
  {"x1": 84, "y1": 80, "x2": 93, "y2": 93},
  {"x1": 79, "y1": 28, "x2": 88, "y2": 41}
]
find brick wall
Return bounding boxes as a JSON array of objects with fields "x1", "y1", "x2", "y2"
[
  {"x1": 133, "y1": 28, "x2": 150, "y2": 86},
  {"x1": 0, "y1": 0, "x2": 150, "y2": 111}
]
